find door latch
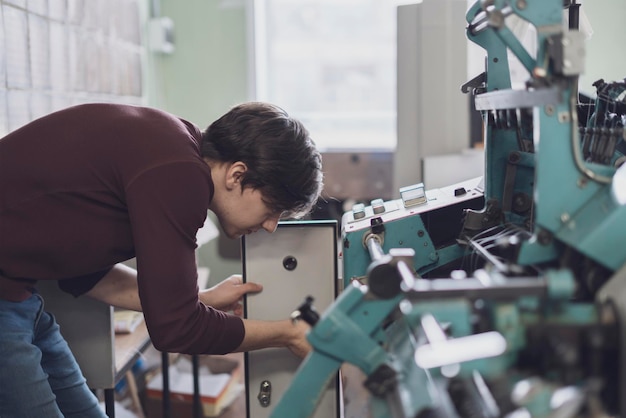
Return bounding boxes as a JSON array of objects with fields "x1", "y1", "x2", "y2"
[{"x1": 258, "y1": 380, "x2": 272, "y2": 407}]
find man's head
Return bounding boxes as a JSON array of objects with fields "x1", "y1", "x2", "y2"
[{"x1": 201, "y1": 102, "x2": 323, "y2": 231}]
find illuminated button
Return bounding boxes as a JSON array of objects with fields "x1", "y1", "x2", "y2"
[
  {"x1": 352, "y1": 203, "x2": 366, "y2": 220},
  {"x1": 399, "y1": 183, "x2": 426, "y2": 208},
  {"x1": 371, "y1": 199, "x2": 385, "y2": 214}
]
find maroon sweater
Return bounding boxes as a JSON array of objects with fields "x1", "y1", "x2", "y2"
[{"x1": 0, "y1": 103, "x2": 245, "y2": 354}]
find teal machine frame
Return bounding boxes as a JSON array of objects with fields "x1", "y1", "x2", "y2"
[{"x1": 269, "y1": 1, "x2": 626, "y2": 417}]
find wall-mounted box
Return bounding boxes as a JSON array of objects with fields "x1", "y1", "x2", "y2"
[{"x1": 149, "y1": 16, "x2": 175, "y2": 54}]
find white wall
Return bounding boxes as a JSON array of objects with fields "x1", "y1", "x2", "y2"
[
  {"x1": 578, "y1": 0, "x2": 626, "y2": 95},
  {"x1": 394, "y1": 0, "x2": 471, "y2": 195}
]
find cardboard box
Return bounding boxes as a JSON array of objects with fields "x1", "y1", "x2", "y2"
[{"x1": 145, "y1": 354, "x2": 243, "y2": 418}]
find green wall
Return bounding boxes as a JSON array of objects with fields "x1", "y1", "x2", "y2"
[
  {"x1": 145, "y1": 0, "x2": 249, "y2": 123},
  {"x1": 144, "y1": 0, "x2": 249, "y2": 285}
]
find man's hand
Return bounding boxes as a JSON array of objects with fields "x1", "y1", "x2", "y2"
[{"x1": 199, "y1": 274, "x2": 262, "y2": 316}]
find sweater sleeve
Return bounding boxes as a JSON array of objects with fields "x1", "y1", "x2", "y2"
[
  {"x1": 57, "y1": 267, "x2": 113, "y2": 297},
  {"x1": 126, "y1": 162, "x2": 244, "y2": 354}
]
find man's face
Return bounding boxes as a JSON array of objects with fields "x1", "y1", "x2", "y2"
[{"x1": 215, "y1": 186, "x2": 282, "y2": 239}]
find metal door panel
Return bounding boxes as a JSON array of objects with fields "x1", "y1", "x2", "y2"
[{"x1": 243, "y1": 221, "x2": 339, "y2": 418}]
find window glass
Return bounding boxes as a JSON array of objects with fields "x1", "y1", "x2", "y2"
[{"x1": 255, "y1": 0, "x2": 401, "y2": 151}]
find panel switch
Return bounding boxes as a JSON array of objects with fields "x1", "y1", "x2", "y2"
[
  {"x1": 399, "y1": 183, "x2": 427, "y2": 208},
  {"x1": 352, "y1": 203, "x2": 366, "y2": 220},
  {"x1": 371, "y1": 199, "x2": 385, "y2": 214}
]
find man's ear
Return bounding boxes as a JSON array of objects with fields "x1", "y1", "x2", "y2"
[{"x1": 225, "y1": 161, "x2": 248, "y2": 191}]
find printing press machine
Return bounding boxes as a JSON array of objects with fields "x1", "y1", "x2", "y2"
[{"x1": 260, "y1": 1, "x2": 626, "y2": 417}]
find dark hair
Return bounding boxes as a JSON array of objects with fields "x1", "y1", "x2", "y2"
[{"x1": 201, "y1": 102, "x2": 323, "y2": 218}]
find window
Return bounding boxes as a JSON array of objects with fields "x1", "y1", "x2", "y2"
[{"x1": 252, "y1": 0, "x2": 403, "y2": 151}]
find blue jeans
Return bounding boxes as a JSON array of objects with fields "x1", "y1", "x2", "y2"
[{"x1": 0, "y1": 293, "x2": 106, "y2": 418}]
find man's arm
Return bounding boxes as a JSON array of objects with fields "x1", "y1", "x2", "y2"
[
  {"x1": 199, "y1": 276, "x2": 312, "y2": 357},
  {"x1": 235, "y1": 318, "x2": 312, "y2": 358},
  {"x1": 84, "y1": 263, "x2": 142, "y2": 311},
  {"x1": 85, "y1": 263, "x2": 312, "y2": 357},
  {"x1": 86, "y1": 264, "x2": 264, "y2": 313}
]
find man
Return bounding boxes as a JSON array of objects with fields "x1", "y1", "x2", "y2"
[{"x1": 0, "y1": 102, "x2": 323, "y2": 417}]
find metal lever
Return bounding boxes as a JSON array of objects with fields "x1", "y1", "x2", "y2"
[
  {"x1": 415, "y1": 314, "x2": 507, "y2": 370},
  {"x1": 290, "y1": 296, "x2": 320, "y2": 326}
]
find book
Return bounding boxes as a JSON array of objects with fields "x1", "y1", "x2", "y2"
[
  {"x1": 146, "y1": 355, "x2": 243, "y2": 417},
  {"x1": 113, "y1": 310, "x2": 144, "y2": 334}
]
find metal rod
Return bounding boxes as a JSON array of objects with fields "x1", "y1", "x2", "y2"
[
  {"x1": 104, "y1": 389, "x2": 115, "y2": 418},
  {"x1": 397, "y1": 260, "x2": 416, "y2": 292},
  {"x1": 569, "y1": 1, "x2": 580, "y2": 30},
  {"x1": 192, "y1": 355, "x2": 202, "y2": 418},
  {"x1": 161, "y1": 351, "x2": 171, "y2": 418},
  {"x1": 420, "y1": 313, "x2": 447, "y2": 343},
  {"x1": 407, "y1": 277, "x2": 546, "y2": 300},
  {"x1": 467, "y1": 235, "x2": 509, "y2": 273},
  {"x1": 365, "y1": 235, "x2": 385, "y2": 261}
]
